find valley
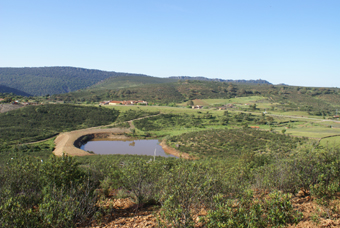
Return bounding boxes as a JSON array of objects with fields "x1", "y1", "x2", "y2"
[{"x1": 1, "y1": 72, "x2": 340, "y2": 227}]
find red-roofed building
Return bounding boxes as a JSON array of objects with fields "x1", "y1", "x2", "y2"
[{"x1": 109, "y1": 101, "x2": 122, "y2": 105}]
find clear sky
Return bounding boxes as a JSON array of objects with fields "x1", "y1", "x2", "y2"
[{"x1": 0, "y1": 0, "x2": 339, "y2": 87}]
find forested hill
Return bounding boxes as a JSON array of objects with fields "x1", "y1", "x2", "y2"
[
  {"x1": 0, "y1": 85, "x2": 32, "y2": 96},
  {"x1": 0, "y1": 66, "x2": 275, "y2": 97},
  {"x1": 0, "y1": 67, "x2": 274, "y2": 97},
  {"x1": 169, "y1": 76, "x2": 272, "y2": 84},
  {"x1": 0, "y1": 67, "x2": 149, "y2": 96}
]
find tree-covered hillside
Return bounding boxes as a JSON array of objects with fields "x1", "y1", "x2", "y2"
[
  {"x1": 0, "y1": 85, "x2": 31, "y2": 96},
  {"x1": 89, "y1": 75, "x2": 178, "y2": 91},
  {"x1": 57, "y1": 80, "x2": 246, "y2": 103},
  {"x1": 0, "y1": 67, "x2": 273, "y2": 97},
  {"x1": 0, "y1": 67, "x2": 151, "y2": 96}
]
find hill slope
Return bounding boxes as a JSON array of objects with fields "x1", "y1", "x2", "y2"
[
  {"x1": 89, "y1": 75, "x2": 178, "y2": 91},
  {"x1": 169, "y1": 76, "x2": 271, "y2": 84},
  {"x1": 0, "y1": 85, "x2": 32, "y2": 96},
  {"x1": 0, "y1": 67, "x2": 151, "y2": 96},
  {"x1": 0, "y1": 67, "x2": 274, "y2": 96}
]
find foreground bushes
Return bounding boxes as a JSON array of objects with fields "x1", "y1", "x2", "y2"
[
  {"x1": 0, "y1": 155, "x2": 99, "y2": 228},
  {"x1": 2, "y1": 145, "x2": 340, "y2": 227},
  {"x1": 204, "y1": 191, "x2": 302, "y2": 228}
]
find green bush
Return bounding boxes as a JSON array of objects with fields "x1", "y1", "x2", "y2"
[
  {"x1": 0, "y1": 154, "x2": 99, "y2": 227},
  {"x1": 204, "y1": 190, "x2": 302, "y2": 228},
  {"x1": 158, "y1": 161, "x2": 223, "y2": 228}
]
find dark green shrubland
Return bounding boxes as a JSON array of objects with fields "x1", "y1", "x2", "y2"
[
  {"x1": 0, "y1": 154, "x2": 99, "y2": 228},
  {"x1": 0, "y1": 104, "x2": 119, "y2": 145}
]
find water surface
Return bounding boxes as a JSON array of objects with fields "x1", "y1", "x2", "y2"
[{"x1": 81, "y1": 139, "x2": 176, "y2": 157}]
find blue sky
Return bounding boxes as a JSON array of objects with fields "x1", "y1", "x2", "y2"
[{"x1": 0, "y1": 0, "x2": 339, "y2": 87}]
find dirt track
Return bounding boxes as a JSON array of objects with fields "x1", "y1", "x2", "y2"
[{"x1": 53, "y1": 127, "x2": 131, "y2": 156}]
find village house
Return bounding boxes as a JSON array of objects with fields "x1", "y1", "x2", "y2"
[
  {"x1": 137, "y1": 100, "x2": 148, "y2": 105},
  {"x1": 122, "y1": 100, "x2": 137, "y2": 105},
  {"x1": 109, "y1": 101, "x2": 122, "y2": 105},
  {"x1": 107, "y1": 100, "x2": 148, "y2": 106},
  {"x1": 99, "y1": 101, "x2": 110, "y2": 105},
  {"x1": 0, "y1": 98, "x2": 4, "y2": 102},
  {"x1": 192, "y1": 105, "x2": 203, "y2": 109}
]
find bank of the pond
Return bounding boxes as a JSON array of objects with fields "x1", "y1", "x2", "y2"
[
  {"x1": 53, "y1": 128, "x2": 130, "y2": 156},
  {"x1": 159, "y1": 140, "x2": 197, "y2": 160},
  {"x1": 53, "y1": 127, "x2": 191, "y2": 159}
]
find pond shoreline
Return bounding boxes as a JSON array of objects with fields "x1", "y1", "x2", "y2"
[
  {"x1": 159, "y1": 140, "x2": 197, "y2": 160},
  {"x1": 54, "y1": 127, "x2": 191, "y2": 159}
]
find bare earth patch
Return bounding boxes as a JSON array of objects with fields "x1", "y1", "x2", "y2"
[
  {"x1": 0, "y1": 103, "x2": 24, "y2": 113},
  {"x1": 53, "y1": 128, "x2": 131, "y2": 156},
  {"x1": 83, "y1": 191, "x2": 340, "y2": 228},
  {"x1": 159, "y1": 140, "x2": 196, "y2": 160}
]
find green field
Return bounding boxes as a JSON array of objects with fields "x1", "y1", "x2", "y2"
[
  {"x1": 319, "y1": 136, "x2": 340, "y2": 147},
  {"x1": 178, "y1": 96, "x2": 267, "y2": 106}
]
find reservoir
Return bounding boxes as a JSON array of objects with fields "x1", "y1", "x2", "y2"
[{"x1": 80, "y1": 139, "x2": 176, "y2": 157}]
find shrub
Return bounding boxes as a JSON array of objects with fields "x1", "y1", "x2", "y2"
[{"x1": 204, "y1": 190, "x2": 302, "y2": 228}]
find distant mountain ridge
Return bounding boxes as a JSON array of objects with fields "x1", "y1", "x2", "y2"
[
  {"x1": 0, "y1": 66, "x2": 273, "y2": 96},
  {"x1": 168, "y1": 76, "x2": 272, "y2": 84},
  {"x1": 0, "y1": 67, "x2": 149, "y2": 96}
]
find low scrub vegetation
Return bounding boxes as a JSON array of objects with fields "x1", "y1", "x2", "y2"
[
  {"x1": 0, "y1": 104, "x2": 119, "y2": 145},
  {"x1": 2, "y1": 144, "x2": 340, "y2": 227},
  {"x1": 167, "y1": 128, "x2": 308, "y2": 158}
]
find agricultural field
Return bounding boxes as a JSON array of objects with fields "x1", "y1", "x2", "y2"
[{"x1": 319, "y1": 136, "x2": 340, "y2": 147}]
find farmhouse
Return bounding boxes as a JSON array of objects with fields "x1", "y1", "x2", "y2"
[
  {"x1": 137, "y1": 100, "x2": 148, "y2": 105},
  {"x1": 250, "y1": 126, "x2": 260, "y2": 129},
  {"x1": 122, "y1": 100, "x2": 138, "y2": 105},
  {"x1": 99, "y1": 101, "x2": 110, "y2": 105},
  {"x1": 192, "y1": 105, "x2": 203, "y2": 109},
  {"x1": 107, "y1": 100, "x2": 148, "y2": 106},
  {"x1": 109, "y1": 101, "x2": 122, "y2": 105},
  {"x1": 0, "y1": 98, "x2": 4, "y2": 102}
]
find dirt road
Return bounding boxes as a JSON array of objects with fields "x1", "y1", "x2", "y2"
[{"x1": 53, "y1": 128, "x2": 130, "y2": 156}]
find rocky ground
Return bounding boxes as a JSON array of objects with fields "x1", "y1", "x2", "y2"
[
  {"x1": 0, "y1": 103, "x2": 23, "y2": 113},
  {"x1": 83, "y1": 190, "x2": 340, "y2": 228}
]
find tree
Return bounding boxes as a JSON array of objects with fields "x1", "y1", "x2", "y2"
[{"x1": 187, "y1": 100, "x2": 194, "y2": 106}]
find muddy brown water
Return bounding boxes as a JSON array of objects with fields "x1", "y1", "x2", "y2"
[{"x1": 80, "y1": 139, "x2": 177, "y2": 158}]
